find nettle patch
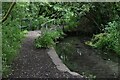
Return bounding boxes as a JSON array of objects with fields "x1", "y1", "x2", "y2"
[
  {"x1": 35, "y1": 26, "x2": 65, "y2": 48},
  {"x1": 85, "y1": 20, "x2": 120, "y2": 55}
]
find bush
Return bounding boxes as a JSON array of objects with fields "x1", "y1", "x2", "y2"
[
  {"x1": 2, "y1": 20, "x2": 25, "y2": 77},
  {"x1": 35, "y1": 27, "x2": 65, "y2": 48},
  {"x1": 86, "y1": 20, "x2": 120, "y2": 55}
]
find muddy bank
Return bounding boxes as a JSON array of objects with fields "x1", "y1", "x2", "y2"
[{"x1": 55, "y1": 36, "x2": 119, "y2": 78}]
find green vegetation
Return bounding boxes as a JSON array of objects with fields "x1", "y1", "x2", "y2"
[
  {"x1": 2, "y1": 2, "x2": 120, "y2": 78},
  {"x1": 86, "y1": 20, "x2": 120, "y2": 55},
  {"x1": 2, "y1": 20, "x2": 26, "y2": 77},
  {"x1": 85, "y1": 3, "x2": 120, "y2": 55},
  {"x1": 34, "y1": 3, "x2": 92, "y2": 48},
  {"x1": 35, "y1": 3, "x2": 120, "y2": 56},
  {"x1": 35, "y1": 27, "x2": 64, "y2": 48},
  {"x1": 2, "y1": 2, "x2": 28, "y2": 77}
]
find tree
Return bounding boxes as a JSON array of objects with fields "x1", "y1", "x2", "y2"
[{"x1": 2, "y1": 2, "x2": 16, "y2": 23}]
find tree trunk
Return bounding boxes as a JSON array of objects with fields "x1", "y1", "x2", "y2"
[{"x1": 2, "y1": 2, "x2": 16, "y2": 23}]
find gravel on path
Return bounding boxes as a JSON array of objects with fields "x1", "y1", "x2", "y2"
[{"x1": 9, "y1": 31, "x2": 83, "y2": 79}]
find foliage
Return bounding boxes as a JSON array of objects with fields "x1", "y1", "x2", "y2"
[
  {"x1": 86, "y1": 19, "x2": 120, "y2": 55},
  {"x1": 2, "y1": 20, "x2": 26, "y2": 77},
  {"x1": 34, "y1": 3, "x2": 93, "y2": 48},
  {"x1": 2, "y1": 2, "x2": 27, "y2": 77},
  {"x1": 2, "y1": 2, "x2": 120, "y2": 77},
  {"x1": 87, "y1": 3, "x2": 120, "y2": 31},
  {"x1": 84, "y1": 3, "x2": 120, "y2": 55},
  {"x1": 35, "y1": 26, "x2": 64, "y2": 48}
]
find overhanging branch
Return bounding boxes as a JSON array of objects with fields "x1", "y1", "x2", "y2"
[{"x1": 2, "y1": 2, "x2": 16, "y2": 23}]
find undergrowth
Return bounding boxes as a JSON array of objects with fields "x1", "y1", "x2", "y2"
[
  {"x1": 85, "y1": 19, "x2": 120, "y2": 55},
  {"x1": 2, "y1": 20, "x2": 26, "y2": 77},
  {"x1": 35, "y1": 26, "x2": 65, "y2": 48}
]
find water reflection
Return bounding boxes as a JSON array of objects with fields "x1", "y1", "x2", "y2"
[{"x1": 55, "y1": 36, "x2": 119, "y2": 78}]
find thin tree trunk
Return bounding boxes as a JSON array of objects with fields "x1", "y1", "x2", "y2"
[{"x1": 2, "y1": 2, "x2": 16, "y2": 23}]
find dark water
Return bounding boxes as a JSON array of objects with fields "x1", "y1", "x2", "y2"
[{"x1": 55, "y1": 36, "x2": 120, "y2": 78}]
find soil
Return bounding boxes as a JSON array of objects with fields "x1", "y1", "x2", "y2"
[{"x1": 8, "y1": 31, "x2": 81, "y2": 78}]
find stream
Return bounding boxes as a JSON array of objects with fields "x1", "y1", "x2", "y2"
[{"x1": 55, "y1": 36, "x2": 120, "y2": 78}]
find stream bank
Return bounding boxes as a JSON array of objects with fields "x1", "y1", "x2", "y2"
[{"x1": 55, "y1": 35, "x2": 119, "y2": 78}]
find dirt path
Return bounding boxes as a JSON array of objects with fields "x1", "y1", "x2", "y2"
[{"x1": 8, "y1": 31, "x2": 82, "y2": 78}]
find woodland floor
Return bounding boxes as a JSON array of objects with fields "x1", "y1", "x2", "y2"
[{"x1": 8, "y1": 31, "x2": 81, "y2": 78}]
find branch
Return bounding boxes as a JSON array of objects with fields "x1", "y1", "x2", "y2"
[
  {"x1": 2, "y1": 2, "x2": 16, "y2": 23},
  {"x1": 85, "y1": 12, "x2": 101, "y2": 30}
]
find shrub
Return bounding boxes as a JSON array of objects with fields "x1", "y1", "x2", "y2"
[
  {"x1": 35, "y1": 27, "x2": 65, "y2": 48},
  {"x1": 2, "y1": 20, "x2": 25, "y2": 77},
  {"x1": 85, "y1": 20, "x2": 120, "y2": 55}
]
